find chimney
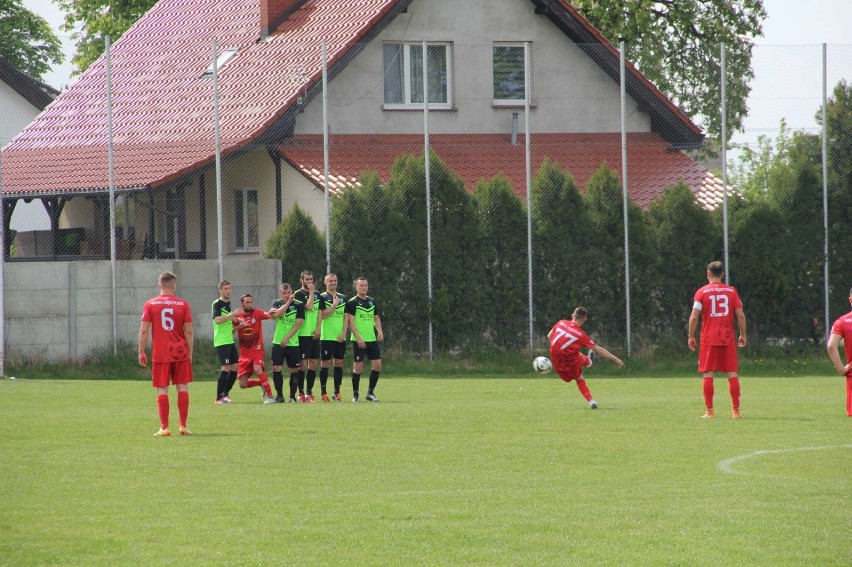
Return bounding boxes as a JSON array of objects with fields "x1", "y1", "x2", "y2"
[{"x1": 260, "y1": 0, "x2": 304, "y2": 40}]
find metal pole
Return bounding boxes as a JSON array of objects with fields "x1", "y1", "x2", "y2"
[
  {"x1": 721, "y1": 44, "x2": 730, "y2": 283},
  {"x1": 619, "y1": 42, "x2": 631, "y2": 356},
  {"x1": 106, "y1": 36, "x2": 118, "y2": 354},
  {"x1": 821, "y1": 43, "x2": 830, "y2": 337},
  {"x1": 524, "y1": 41, "x2": 534, "y2": 352},
  {"x1": 322, "y1": 39, "x2": 331, "y2": 273},
  {"x1": 422, "y1": 41, "x2": 434, "y2": 359},
  {"x1": 0, "y1": 125, "x2": 5, "y2": 377},
  {"x1": 213, "y1": 39, "x2": 225, "y2": 282}
]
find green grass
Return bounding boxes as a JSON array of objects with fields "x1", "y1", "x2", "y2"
[{"x1": 0, "y1": 376, "x2": 849, "y2": 566}]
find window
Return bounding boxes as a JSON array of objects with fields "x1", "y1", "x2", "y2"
[
  {"x1": 234, "y1": 189, "x2": 259, "y2": 251},
  {"x1": 493, "y1": 43, "x2": 527, "y2": 104},
  {"x1": 162, "y1": 188, "x2": 179, "y2": 252},
  {"x1": 383, "y1": 42, "x2": 451, "y2": 108},
  {"x1": 202, "y1": 48, "x2": 238, "y2": 77}
]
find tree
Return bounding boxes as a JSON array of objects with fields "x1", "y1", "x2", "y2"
[
  {"x1": 265, "y1": 204, "x2": 325, "y2": 282},
  {"x1": 0, "y1": 0, "x2": 63, "y2": 80},
  {"x1": 56, "y1": 0, "x2": 156, "y2": 74},
  {"x1": 572, "y1": 0, "x2": 765, "y2": 143}
]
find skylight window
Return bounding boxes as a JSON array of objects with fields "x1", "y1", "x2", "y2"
[{"x1": 202, "y1": 48, "x2": 238, "y2": 77}]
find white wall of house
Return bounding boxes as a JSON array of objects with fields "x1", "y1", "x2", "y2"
[
  {"x1": 1, "y1": 81, "x2": 52, "y2": 232},
  {"x1": 294, "y1": 0, "x2": 650, "y2": 136}
]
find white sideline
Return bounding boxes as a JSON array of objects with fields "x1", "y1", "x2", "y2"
[{"x1": 717, "y1": 444, "x2": 852, "y2": 475}]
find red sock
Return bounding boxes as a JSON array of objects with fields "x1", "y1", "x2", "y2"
[
  {"x1": 728, "y1": 376, "x2": 740, "y2": 410},
  {"x1": 702, "y1": 378, "x2": 714, "y2": 409},
  {"x1": 157, "y1": 394, "x2": 169, "y2": 429},
  {"x1": 846, "y1": 376, "x2": 852, "y2": 417},
  {"x1": 576, "y1": 379, "x2": 593, "y2": 402},
  {"x1": 177, "y1": 390, "x2": 189, "y2": 428},
  {"x1": 247, "y1": 378, "x2": 261, "y2": 388},
  {"x1": 258, "y1": 373, "x2": 272, "y2": 397}
]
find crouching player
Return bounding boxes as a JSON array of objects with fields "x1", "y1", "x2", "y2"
[
  {"x1": 236, "y1": 293, "x2": 276, "y2": 403},
  {"x1": 547, "y1": 307, "x2": 624, "y2": 409}
]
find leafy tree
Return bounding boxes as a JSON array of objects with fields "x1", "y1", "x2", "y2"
[
  {"x1": 56, "y1": 0, "x2": 156, "y2": 74},
  {"x1": 572, "y1": 0, "x2": 765, "y2": 142},
  {"x1": 472, "y1": 175, "x2": 527, "y2": 349},
  {"x1": 0, "y1": 0, "x2": 63, "y2": 80},
  {"x1": 264, "y1": 204, "x2": 325, "y2": 282}
]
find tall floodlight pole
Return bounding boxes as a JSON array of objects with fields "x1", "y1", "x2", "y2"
[
  {"x1": 322, "y1": 39, "x2": 331, "y2": 273},
  {"x1": 524, "y1": 41, "x2": 534, "y2": 351},
  {"x1": 423, "y1": 41, "x2": 434, "y2": 359},
  {"x1": 721, "y1": 44, "x2": 730, "y2": 283},
  {"x1": 213, "y1": 39, "x2": 225, "y2": 282},
  {"x1": 619, "y1": 42, "x2": 632, "y2": 356},
  {"x1": 0, "y1": 126, "x2": 5, "y2": 377},
  {"x1": 821, "y1": 43, "x2": 830, "y2": 338},
  {"x1": 106, "y1": 36, "x2": 118, "y2": 354}
]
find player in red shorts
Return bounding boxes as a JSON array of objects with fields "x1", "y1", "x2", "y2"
[
  {"x1": 547, "y1": 307, "x2": 624, "y2": 409},
  {"x1": 688, "y1": 261, "x2": 747, "y2": 419},
  {"x1": 138, "y1": 271, "x2": 194, "y2": 437},
  {"x1": 826, "y1": 286, "x2": 852, "y2": 417},
  {"x1": 235, "y1": 293, "x2": 276, "y2": 403}
]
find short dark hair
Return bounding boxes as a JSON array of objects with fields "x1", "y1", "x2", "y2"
[
  {"x1": 573, "y1": 306, "x2": 588, "y2": 319},
  {"x1": 707, "y1": 261, "x2": 724, "y2": 276},
  {"x1": 353, "y1": 276, "x2": 367, "y2": 291},
  {"x1": 240, "y1": 293, "x2": 253, "y2": 302},
  {"x1": 300, "y1": 270, "x2": 313, "y2": 280},
  {"x1": 159, "y1": 272, "x2": 177, "y2": 286}
]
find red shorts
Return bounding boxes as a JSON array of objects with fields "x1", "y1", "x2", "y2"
[
  {"x1": 238, "y1": 353, "x2": 265, "y2": 377},
  {"x1": 151, "y1": 359, "x2": 193, "y2": 388},
  {"x1": 698, "y1": 344, "x2": 739, "y2": 373},
  {"x1": 553, "y1": 353, "x2": 592, "y2": 383}
]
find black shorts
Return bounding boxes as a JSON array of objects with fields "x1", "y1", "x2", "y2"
[
  {"x1": 215, "y1": 344, "x2": 238, "y2": 366},
  {"x1": 271, "y1": 344, "x2": 301, "y2": 368},
  {"x1": 299, "y1": 336, "x2": 320, "y2": 360},
  {"x1": 353, "y1": 341, "x2": 381, "y2": 362},
  {"x1": 321, "y1": 340, "x2": 347, "y2": 361}
]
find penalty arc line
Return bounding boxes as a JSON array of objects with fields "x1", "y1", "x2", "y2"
[{"x1": 717, "y1": 444, "x2": 852, "y2": 475}]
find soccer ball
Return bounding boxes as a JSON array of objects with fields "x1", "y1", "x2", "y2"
[{"x1": 533, "y1": 356, "x2": 552, "y2": 373}]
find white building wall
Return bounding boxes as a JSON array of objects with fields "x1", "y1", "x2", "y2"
[{"x1": 295, "y1": 0, "x2": 650, "y2": 135}]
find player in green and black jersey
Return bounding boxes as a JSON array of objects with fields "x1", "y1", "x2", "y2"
[
  {"x1": 344, "y1": 276, "x2": 384, "y2": 402},
  {"x1": 269, "y1": 283, "x2": 305, "y2": 403},
  {"x1": 212, "y1": 280, "x2": 241, "y2": 403},
  {"x1": 318, "y1": 273, "x2": 348, "y2": 401},
  {"x1": 293, "y1": 270, "x2": 323, "y2": 402}
]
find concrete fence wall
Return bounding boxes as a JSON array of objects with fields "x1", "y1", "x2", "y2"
[{"x1": 4, "y1": 258, "x2": 282, "y2": 362}]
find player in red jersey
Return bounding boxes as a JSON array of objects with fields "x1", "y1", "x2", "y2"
[
  {"x1": 688, "y1": 261, "x2": 747, "y2": 419},
  {"x1": 138, "y1": 272, "x2": 194, "y2": 436},
  {"x1": 547, "y1": 307, "x2": 624, "y2": 409},
  {"x1": 826, "y1": 286, "x2": 852, "y2": 417},
  {"x1": 235, "y1": 294, "x2": 276, "y2": 403}
]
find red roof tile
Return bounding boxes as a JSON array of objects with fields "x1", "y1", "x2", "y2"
[
  {"x1": 2, "y1": 0, "x2": 399, "y2": 196},
  {"x1": 279, "y1": 133, "x2": 727, "y2": 210}
]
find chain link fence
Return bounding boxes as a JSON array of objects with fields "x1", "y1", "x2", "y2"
[{"x1": 2, "y1": 39, "x2": 850, "y2": 365}]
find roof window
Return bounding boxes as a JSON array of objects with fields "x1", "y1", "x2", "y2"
[{"x1": 202, "y1": 48, "x2": 238, "y2": 78}]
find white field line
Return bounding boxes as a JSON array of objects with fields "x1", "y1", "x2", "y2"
[{"x1": 717, "y1": 444, "x2": 852, "y2": 475}]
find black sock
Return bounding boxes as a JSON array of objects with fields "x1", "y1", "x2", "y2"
[
  {"x1": 272, "y1": 371, "x2": 283, "y2": 397},
  {"x1": 306, "y1": 369, "x2": 316, "y2": 394},
  {"x1": 333, "y1": 366, "x2": 343, "y2": 394},
  {"x1": 217, "y1": 370, "x2": 229, "y2": 399},
  {"x1": 297, "y1": 370, "x2": 305, "y2": 394},
  {"x1": 352, "y1": 372, "x2": 361, "y2": 396},
  {"x1": 319, "y1": 367, "x2": 329, "y2": 394},
  {"x1": 226, "y1": 371, "x2": 238, "y2": 395},
  {"x1": 368, "y1": 369, "x2": 380, "y2": 392},
  {"x1": 289, "y1": 373, "x2": 298, "y2": 399}
]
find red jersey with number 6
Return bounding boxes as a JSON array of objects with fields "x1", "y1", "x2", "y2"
[
  {"x1": 693, "y1": 283, "x2": 742, "y2": 346},
  {"x1": 141, "y1": 294, "x2": 193, "y2": 362},
  {"x1": 549, "y1": 320, "x2": 596, "y2": 366}
]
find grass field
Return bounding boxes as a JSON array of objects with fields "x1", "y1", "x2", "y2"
[{"x1": 0, "y1": 375, "x2": 849, "y2": 566}]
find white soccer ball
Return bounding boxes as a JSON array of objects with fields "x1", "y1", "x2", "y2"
[{"x1": 533, "y1": 356, "x2": 552, "y2": 373}]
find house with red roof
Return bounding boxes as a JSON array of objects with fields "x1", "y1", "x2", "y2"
[{"x1": 1, "y1": 0, "x2": 725, "y2": 261}]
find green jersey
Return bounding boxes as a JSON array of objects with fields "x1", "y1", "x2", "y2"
[
  {"x1": 271, "y1": 299, "x2": 305, "y2": 347},
  {"x1": 212, "y1": 298, "x2": 235, "y2": 347},
  {"x1": 345, "y1": 295, "x2": 378, "y2": 342},
  {"x1": 320, "y1": 291, "x2": 347, "y2": 340},
  {"x1": 294, "y1": 288, "x2": 321, "y2": 337}
]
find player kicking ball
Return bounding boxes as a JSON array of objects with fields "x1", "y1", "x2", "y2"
[{"x1": 548, "y1": 307, "x2": 624, "y2": 409}]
